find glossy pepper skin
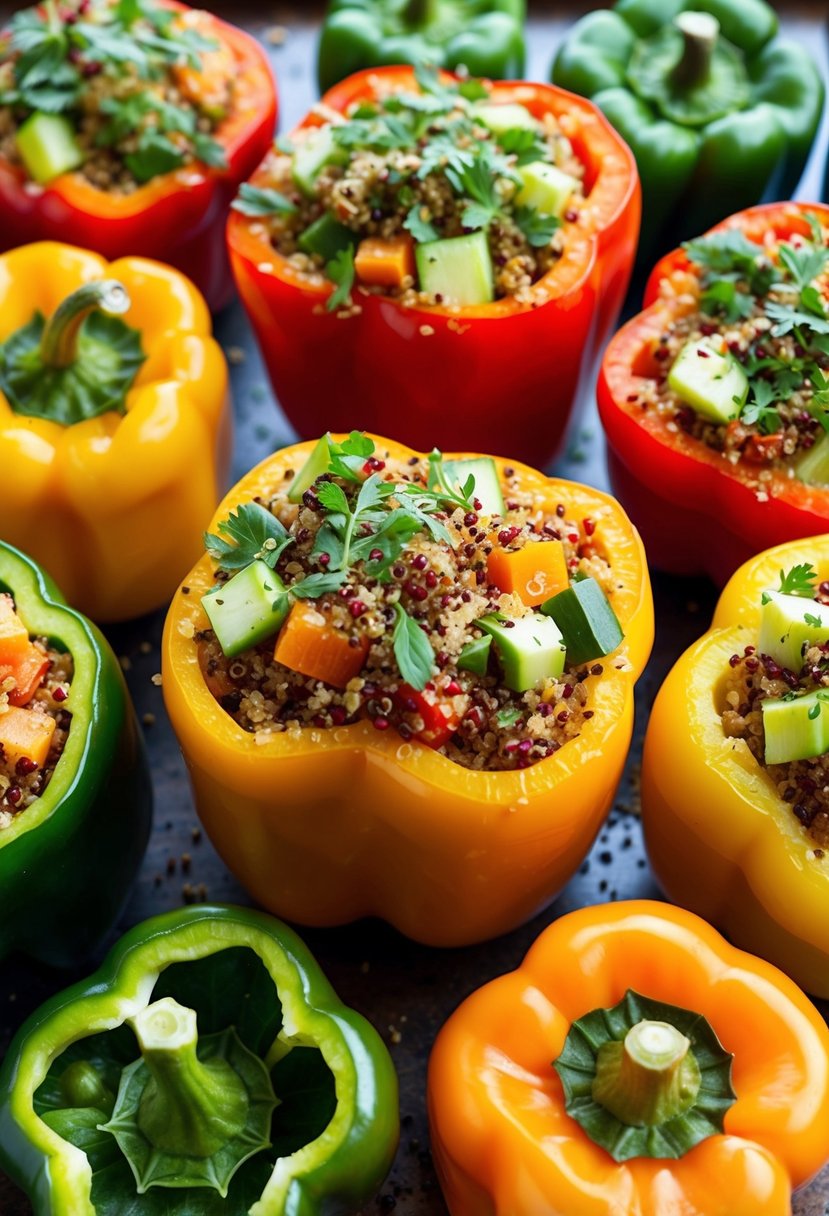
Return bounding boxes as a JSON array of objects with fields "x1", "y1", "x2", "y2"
[
  {"x1": 553, "y1": 0, "x2": 824, "y2": 266},
  {"x1": 642, "y1": 535, "x2": 829, "y2": 1000},
  {"x1": 428, "y1": 900, "x2": 829, "y2": 1216},
  {"x1": 163, "y1": 436, "x2": 653, "y2": 948},
  {"x1": 0, "y1": 242, "x2": 232, "y2": 622},
  {"x1": 0, "y1": 4, "x2": 276, "y2": 312},
  {"x1": 227, "y1": 68, "x2": 639, "y2": 468},
  {"x1": 598, "y1": 201, "x2": 829, "y2": 588},
  {"x1": 0, "y1": 542, "x2": 151, "y2": 968},
  {"x1": 0, "y1": 904, "x2": 399, "y2": 1216},
  {"x1": 317, "y1": 0, "x2": 525, "y2": 93}
]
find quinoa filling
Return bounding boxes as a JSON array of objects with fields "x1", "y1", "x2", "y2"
[
  {"x1": 232, "y1": 68, "x2": 584, "y2": 310},
  {"x1": 0, "y1": 0, "x2": 233, "y2": 192},
  {"x1": 194, "y1": 437, "x2": 626, "y2": 773},
  {"x1": 0, "y1": 596, "x2": 73, "y2": 828},
  {"x1": 722, "y1": 563, "x2": 829, "y2": 847},
  {"x1": 631, "y1": 216, "x2": 829, "y2": 482}
]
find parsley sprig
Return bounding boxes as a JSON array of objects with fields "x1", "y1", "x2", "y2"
[
  {"x1": 204, "y1": 503, "x2": 293, "y2": 574},
  {"x1": 778, "y1": 563, "x2": 818, "y2": 598}
]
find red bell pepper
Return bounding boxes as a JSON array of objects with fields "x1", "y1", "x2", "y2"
[
  {"x1": 598, "y1": 201, "x2": 829, "y2": 587},
  {"x1": 0, "y1": 4, "x2": 276, "y2": 313},
  {"x1": 227, "y1": 68, "x2": 639, "y2": 466}
]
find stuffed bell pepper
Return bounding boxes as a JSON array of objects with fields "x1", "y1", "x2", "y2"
[
  {"x1": 0, "y1": 0, "x2": 276, "y2": 311},
  {"x1": 642, "y1": 534, "x2": 829, "y2": 999},
  {"x1": 599, "y1": 201, "x2": 829, "y2": 586},
  {"x1": 0, "y1": 904, "x2": 399, "y2": 1216},
  {"x1": 163, "y1": 433, "x2": 652, "y2": 947},
  {"x1": 227, "y1": 67, "x2": 639, "y2": 467},
  {"x1": 553, "y1": 0, "x2": 824, "y2": 265},
  {"x1": 0, "y1": 241, "x2": 231, "y2": 622},
  {"x1": 0, "y1": 541, "x2": 151, "y2": 967},
  {"x1": 317, "y1": 0, "x2": 526, "y2": 92},
  {"x1": 428, "y1": 900, "x2": 829, "y2": 1216}
]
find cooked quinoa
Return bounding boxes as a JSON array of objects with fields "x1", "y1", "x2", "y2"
[
  {"x1": 0, "y1": 0, "x2": 233, "y2": 192},
  {"x1": 632, "y1": 216, "x2": 829, "y2": 479},
  {"x1": 723, "y1": 576, "x2": 829, "y2": 847},
  {"x1": 236, "y1": 71, "x2": 584, "y2": 308},
  {"x1": 0, "y1": 616, "x2": 73, "y2": 829},
  {"x1": 196, "y1": 443, "x2": 623, "y2": 773}
]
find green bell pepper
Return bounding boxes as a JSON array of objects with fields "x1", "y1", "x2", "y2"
[
  {"x1": 552, "y1": 0, "x2": 825, "y2": 264},
  {"x1": 0, "y1": 904, "x2": 400, "y2": 1216},
  {"x1": 0, "y1": 541, "x2": 151, "y2": 967},
  {"x1": 317, "y1": 0, "x2": 526, "y2": 93}
]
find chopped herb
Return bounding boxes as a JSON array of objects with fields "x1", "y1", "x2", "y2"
[
  {"x1": 514, "y1": 205, "x2": 560, "y2": 248},
  {"x1": 495, "y1": 706, "x2": 522, "y2": 728},
  {"x1": 232, "y1": 184, "x2": 298, "y2": 218},
  {"x1": 809, "y1": 702, "x2": 822, "y2": 720},
  {"x1": 778, "y1": 563, "x2": 817, "y2": 598},
  {"x1": 804, "y1": 612, "x2": 822, "y2": 627},
  {"x1": 403, "y1": 204, "x2": 439, "y2": 244},
  {"x1": 325, "y1": 246, "x2": 356, "y2": 312},
  {"x1": 496, "y1": 126, "x2": 548, "y2": 165},
  {"x1": 204, "y1": 503, "x2": 293, "y2": 574},
  {"x1": 392, "y1": 602, "x2": 435, "y2": 691}
]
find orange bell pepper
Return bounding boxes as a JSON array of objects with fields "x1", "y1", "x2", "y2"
[
  {"x1": 428, "y1": 900, "x2": 829, "y2": 1216},
  {"x1": 642, "y1": 533, "x2": 829, "y2": 999},
  {"x1": 162, "y1": 435, "x2": 652, "y2": 947}
]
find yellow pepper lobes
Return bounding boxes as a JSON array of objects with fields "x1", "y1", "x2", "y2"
[
  {"x1": 0, "y1": 242, "x2": 231, "y2": 622},
  {"x1": 643, "y1": 535, "x2": 829, "y2": 999},
  {"x1": 162, "y1": 436, "x2": 653, "y2": 947}
]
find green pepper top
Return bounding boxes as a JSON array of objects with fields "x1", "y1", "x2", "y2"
[
  {"x1": 318, "y1": 0, "x2": 526, "y2": 93},
  {"x1": 552, "y1": 0, "x2": 825, "y2": 263},
  {"x1": 0, "y1": 541, "x2": 151, "y2": 967},
  {"x1": 0, "y1": 904, "x2": 399, "y2": 1216}
]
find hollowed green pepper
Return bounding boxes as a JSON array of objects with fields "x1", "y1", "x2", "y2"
[
  {"x1": 0, "y1": 904, "x2": 399, "y2": 1216},
  {"x1": 0, "y1": 541, "x2": 152, "y2": 967},
  {"x1": 552, "y1": 0, "x2": 825, "y2": 264},
  {"x1": 317, "y1": 0, "x2": 525, "y2": 93}
]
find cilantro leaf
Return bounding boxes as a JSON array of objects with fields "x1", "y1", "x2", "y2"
[
  {"x1": 393, "y1": 603, "x2": 434, "y2": 691},
  {"x1": 232, "y1": 185, "x2": 297, "y2": 220},
  {"x1": 778, "y1": 563, "x2": 817, "y2": 598},
  {"x1": 290, "y1": 571, "x2": 346, "y2": 598},
  {"x1": 765, "y1": 300, "x2": 829, "y2": 338},
  {"x1": 514, "y1": 205, "x2": 560, "y2": 248},
  {"x1": 701, "y1": 279, "x2": 754, "y2": 323},
  {"x1": 778, "y1": 241, "x2": 829, "y2": 293},
  {"x1": 124, "y1": 131, "x2": 184, "y2": 184},
  {"x1": 403, "y1": 204, "x2": 439, "y2": 244},
  {"x1": 316, "y1": 481, "x2": 350, "y2": 516},
  {"x1": 325, "y1": 246, "x2": 356, "y2": 312},
  {"x1": 327, "y1": 431, "x2": 375, "y2": 483},
  {"x1": 496, "y1": 126, "x2": 547, "y2": 165},
  {"x1": 204, "y1": 503, "x2": 293, "y2": 574}
]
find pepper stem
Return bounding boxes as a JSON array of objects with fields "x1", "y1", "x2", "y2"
[
  {"x1": 40, "y1": 280, "x2": 131, "y2": 370},
  {"x1": 592, "y1": 1019, "x2": 701, "y2": 1127},
  {"x1": 402, "y1": 0, "x2": 438, "y2": 27},
  {"x1": 130, "y1": 997, "x2": 249, "y2": 1159},
  {"x1": 670, "y1": 11, "x2": 719, "y2": 89}
]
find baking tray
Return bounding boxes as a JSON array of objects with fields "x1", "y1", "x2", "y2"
[{"x1": 1, "y1": 3, "x2": 828, "y2": 1212}]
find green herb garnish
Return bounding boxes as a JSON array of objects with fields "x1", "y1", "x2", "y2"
[
  {"x1": 231, "y1": 184, "x2": 298, "y2": 218},
  {"x1": 392, "y1": 602, "x2": 434, "y2": 691},
  {"x1": 325, "y1": 246, "x2": 356, "y2": 312},
  {"x1": 204, "y1": 504, "x2": 293, "y2": 574},
  {"x1": 778, "y1": 563, "x2": 818, "y2": 598}
]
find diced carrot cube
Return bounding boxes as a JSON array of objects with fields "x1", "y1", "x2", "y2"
[
  {"x1": 0, "y1": 595, "x2": 30, "y2": 666},
  {"x1": 274, "y1": 604, "x2": 369, "y2": 689},
  {"x1": 355, "y1": 236, "x2": 416, "y2": 289},
  {"x1": 487, "y1": 540, "x2": 570, "y2": 606},
  {"x1": 0, "y1": 704, "x2": 56, "y2": 769}
]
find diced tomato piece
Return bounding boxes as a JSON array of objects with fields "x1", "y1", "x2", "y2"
[{"x1": 395, "y1": 681, "x2": 467, "y2": 748}]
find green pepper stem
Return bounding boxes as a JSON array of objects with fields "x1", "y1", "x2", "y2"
[
  {"x1": 130, "y1": 997, "x2": 249, "y2": 1159},
  {"x1": 670, "y1": 11, "x2": 719, "y2": 89},
  {"x1": 402, "y1": 0, "x2": 438, "y2": 27},
  {"x1": 592, "y1": 1019, "x2": 701, "y2": 1127},
  {"x1": 40, "y1": 280, "x2": 131, "y2": 370}
]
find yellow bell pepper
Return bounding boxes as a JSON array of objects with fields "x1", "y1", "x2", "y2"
[
  {"x1": 162, "y1": 436, "x2": 653, "y2": 947},
  {"x1": 0, "y1": 242, "x2": 231, "y2": 622},
  {"x1": 643, "y1": 534, "x2": 829, "y2": 999},
  {"x1": 428, "y1": 900, "x2": 829, "y2": 1216}
]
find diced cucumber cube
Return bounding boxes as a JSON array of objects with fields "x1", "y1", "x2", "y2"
[
  {"x1": 762, "y1": 689, "x2": 829, "y2": 765},
  {"x1": 757, "y1": 589, "x2": 829, "y2": 673},
  {"x1": 431, "y1": 457, "x2": 505, "y2": 517},
  {"x1": 473, "y1": 103, "x2": 540, "y2": 134},
  {"x1": 298, "y1": 213, "x2": 356, "y2": 261},
  {"x1": 795, "y1": 431, "x2": 829, "y2": 487},
  {"x1": 540, "y1": 576, "x2": 624, "y2": 666},
  {"x1": 415, "y1": 231, "x2": 494, "y2": 307},
  {"x1": 16, "y1": 113, "x2": 83, "y2": 185},
  {"x1": 202, "y1": 560, "x2": 290, "y2": 658},
  {"x1": 478, "y1": 612, "x2": 566, "y2": 692},
  {"x1": 457, "y1": 635, "x2": 492, "y2": 676},
  {"x1": 667, "y1": 337, "x2": 748, "y2": 424},
  {"x1": 292, "y1": 126, "x2": 348, "y2": 198},
  {"x1": 515, "y1": 161, "x2": 579, "y2": 219},
  {"x1": 288, "y1": 434, "x2": 332, "y2": 503}
]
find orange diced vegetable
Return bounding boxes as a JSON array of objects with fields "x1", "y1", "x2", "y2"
[
  {"x1": 0, "y1": 704, "x2": 56, "y2": 769},
  {"x1": 354, "y1": 236, "x2": 416, "y2": 289},
  {"x1": 274, "y1": 604, "x2": 369, "y2": 689},
  {"x1": 487, "y1": 540, "x2": 569, "y2": 606},
  {"x1": 1, "y1": 646, "x2": 50, "y2": 707},
  {"x1": 0, "y1": 594, "x2": 30, "y2": 666}
]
